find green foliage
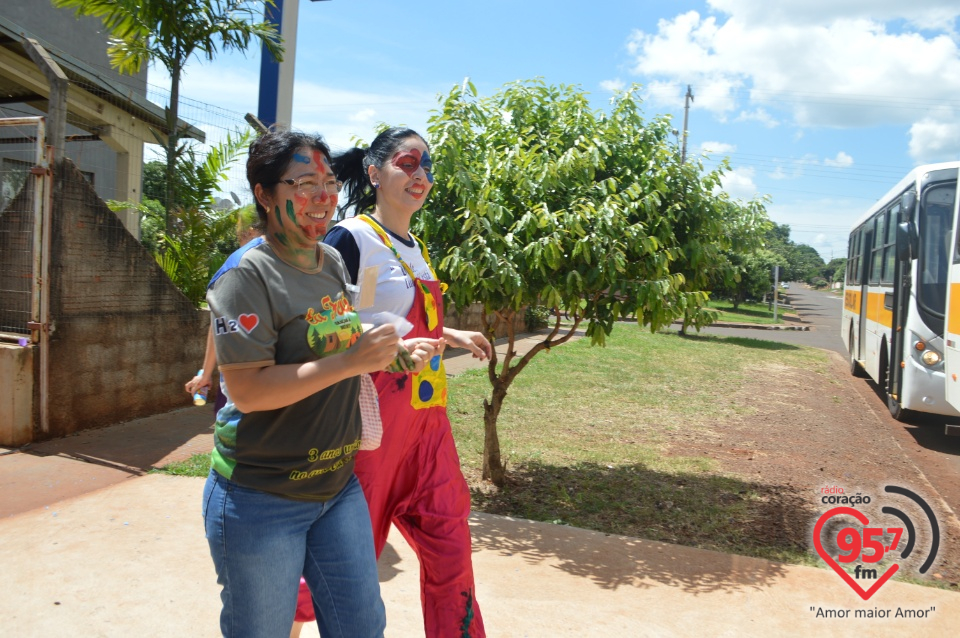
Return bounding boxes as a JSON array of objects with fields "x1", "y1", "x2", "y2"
[
  {"x1": 713, "y1": 248, "x2": 780, "y2": 309},
  {"x1": 53, "y1": 0, "x2": 283, "y2": 231},
  {"x1": 109, "y1": 130, "x2": 252, "y2": 306},
  {"x1": 142, "y1": 160, "x2": 166, "y2": 204},
  {"x1": 420, "y1": 78, "x2": 770, "y2": 484},
  {"x1": 52, "y1": 0, "x2": 283, "y2": 76},
  {"x1": 423, "y1": 79, "x2": 761, "y2": 345},
  {"x1": 524, "y1": 305, "x2": 552, "y2": 331},
  {"x1": 823, "y1": 257, "x2": 847, "y2": 284},
  {"x1": 762, "y1": 222, "x2": 826, "y2": 283}
]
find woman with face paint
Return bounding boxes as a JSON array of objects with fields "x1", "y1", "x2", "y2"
[
  {"x1": 317, "y1": 127, "x2": 491, "y2": 637},
  {"x1": 202, "y1": 129, "x2": 439, "y2": 638}
]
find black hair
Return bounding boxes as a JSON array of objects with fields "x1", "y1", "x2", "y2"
[
  {"x1": 246, "y1": 127, "x2": 332, "y2": 228},
  {"x1": 332, "y1": 127, "x2": 427, "y2": 215}
]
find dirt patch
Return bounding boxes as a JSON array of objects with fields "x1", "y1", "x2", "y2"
[{"x1": 660, "y1": 351, "x2": 960, "y2": 588}]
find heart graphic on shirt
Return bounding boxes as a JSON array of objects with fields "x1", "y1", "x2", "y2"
[{"x1": 238, "y1": 313, "x2": 259, "y2": 333}]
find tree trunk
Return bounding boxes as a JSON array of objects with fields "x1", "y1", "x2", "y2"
[
  {"x1": 164, "y1": 62, "x2": 182, "y2": 236},
  {"x1": 481, "y1": 382, "x2": 508, "y2": 487}
]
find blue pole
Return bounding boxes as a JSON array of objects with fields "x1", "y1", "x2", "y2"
[{"x1": 257, "y1": 0, "x2": 284, "y2": 127}]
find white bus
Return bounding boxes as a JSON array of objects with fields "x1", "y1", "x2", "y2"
[
  {"x1": 842, "y1": 162, "x2": 960, "y2": 421},
  {"x1": 945, "y1": 176, "x2": 960, "y2": 419}
]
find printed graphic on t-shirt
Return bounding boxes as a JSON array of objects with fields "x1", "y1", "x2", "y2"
[{"x1": 305, "y1": 292, "x2": 362, "y2": 356}]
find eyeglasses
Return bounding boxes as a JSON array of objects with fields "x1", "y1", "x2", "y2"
[{"x1": 280, "y1": 177, "x2": 343, "y2": 197}]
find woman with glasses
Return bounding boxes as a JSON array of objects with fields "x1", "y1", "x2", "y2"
[
  {"x1": 202, "y1": 128, "x2": 439, "y2": 638},
  {"x1": 315, "y1": 127, "x2": 490, "y2": 637}
]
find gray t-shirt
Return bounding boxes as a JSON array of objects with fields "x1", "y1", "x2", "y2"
[{"x1": 207, "y1": 241, "x2": 364, "y2": 501}]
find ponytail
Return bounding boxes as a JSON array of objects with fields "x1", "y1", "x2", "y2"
[{"x1": 331, "y1": 146, "x2": 375, "y2": 214}]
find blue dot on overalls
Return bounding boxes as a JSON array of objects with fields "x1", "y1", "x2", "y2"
[
  {"x1": 419, "y1": 380, "x2": 434, "y2": 402},
  {"x1": 430, "y1": 355, "x2": 441, "y2": 371}
]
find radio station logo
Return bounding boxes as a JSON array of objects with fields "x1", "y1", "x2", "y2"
[{"x1": 812, "y1": 485, "x2": 940, "y2": 600}]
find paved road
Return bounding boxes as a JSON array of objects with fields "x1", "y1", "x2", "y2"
[{"x1": 697, "y1": 284, "x2": 846, "y2": 354}]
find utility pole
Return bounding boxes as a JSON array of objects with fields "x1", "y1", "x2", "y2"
[
  {"x1": 680, "y1": 84, "x2": 694, "y2": 163},
  {"x1": 258, "y1": 0, "x2": 332, "y2": 128},
  {"x1": 772, "y1": 266, "x2": 780, "y2": 323}
]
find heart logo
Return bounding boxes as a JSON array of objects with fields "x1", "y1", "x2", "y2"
[
  {"x1": 813, "y1": 507, "x2": 899, "y2": 600},
  {"x1": 238, "y1": 313, "x2": 259, "y2": 333}
]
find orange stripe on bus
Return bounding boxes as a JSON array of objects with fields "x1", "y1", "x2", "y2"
[
  {"x1": 844, "y1": 290, "x2": 860, "y2": 312},
  {"x1": 866, "y1": 291, "x2": 893, "y2": 328},
  {"x1": 949, "y1": 283, "x2": 960, "y2": 335}
]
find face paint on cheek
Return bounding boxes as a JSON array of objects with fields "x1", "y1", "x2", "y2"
[
  {"x1": 294, "y1": 191, "x2": 310, "y2": 215},
  {"x1": 285, "y1": 199, "x2": 299, "y2": 225},
  {"x1": 420, "y1": 150, "x2": 434, "y2": 184}
]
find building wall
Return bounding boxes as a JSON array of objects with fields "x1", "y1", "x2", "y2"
[
  {"x1": 2, "y1": 1, "x2": 147, "y2": 82},
  {"x1": 0, "y1": 1, "x2": 146, "y2": 204},
  {"x1": 0, "y1": 343, "x2": 33, "y2": 446},
  {"x1": 42, "y1": 160, "x2": 205, "y2": 439}
]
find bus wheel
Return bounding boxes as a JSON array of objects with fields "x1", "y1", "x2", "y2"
[
  {"x1": 887, "y1": 393, "x2": 905, "y2": 421},
  {"x1": 880, "y1": 355, "x2": 909, "y2": 422},
  {"x1": 849, "y1": 335, "x2": 867, "y2": 378}
]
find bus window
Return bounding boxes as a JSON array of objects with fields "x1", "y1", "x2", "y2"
[
  {"x1": 848, "y1": 229, "x2": 859, "y2": 284},
  {"x1": 870, "y1": 215, "x2": 883, "y2": 285},
  {"x1": 918, "y1": 184, "x2": 955, "y2": 327},
  {"x1": 882, "y1": 205, "x2": 898, "y2": 283}
]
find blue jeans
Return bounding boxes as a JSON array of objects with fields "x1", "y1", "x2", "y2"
[{"x1": 202, "y1": 470, "x2": 386, "y2": 638}]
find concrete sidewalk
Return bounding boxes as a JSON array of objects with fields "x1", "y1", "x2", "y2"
[{"x1": 2, "y1": 329, "x2": 959, "y2": 636}]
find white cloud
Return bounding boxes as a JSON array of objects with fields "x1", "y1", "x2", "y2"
[
  {"x1": 626, "y1": 5, "x2": 960, "y2": 131},
  {"x1": 600, "y1": 79, "x2": 625, "y2": 92},
  {"x1": 823, "y1": 151, "x2": 854, "y2": 168},
  {"x1": 707, "y1": 0, "x2": 960, "y2": 30},
  {"x1": 736, "y1": 108, "x2": 778, "y2": 128},
  {"x1": 348, "y1": 108, "x2": 377, "y2": 124},
  {"x1": 718, "y1": 166, "x2": 758, "y2": 199},
  {"x1": 908, "y1": 115, "x2": 960, "y2": 163},
  {"x1": 698, "y1": 141, "x2": 736, "y2": 155}
]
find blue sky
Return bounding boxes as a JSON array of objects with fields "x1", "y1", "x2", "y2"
[{"x1": 152, "y1": 0, "x2": 960, "y2": 262}]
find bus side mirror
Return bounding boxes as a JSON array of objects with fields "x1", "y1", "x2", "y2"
[
  {"x1": 900, "y1": 191, "x2": 916, "y2": 221},
  {"x1": 896, "y1": 222, "x2": 918, "y2": 261}
]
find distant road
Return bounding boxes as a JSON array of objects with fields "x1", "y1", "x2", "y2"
[{"x1": 695, "y1": 284, "x2": 846, "y2": 354}]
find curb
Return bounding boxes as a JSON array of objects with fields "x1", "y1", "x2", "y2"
[{"x1": 671, "y1": 321, "x2": 811, "y2": 331}]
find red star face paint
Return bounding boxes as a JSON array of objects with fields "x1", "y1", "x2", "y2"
[{"x1": 391, "y1": 148, "x2": 434, "y2": 184}]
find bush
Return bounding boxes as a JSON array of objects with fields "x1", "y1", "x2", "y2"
[{"x1": 525, "y1": 305, "x2": 551, "y2": 331}]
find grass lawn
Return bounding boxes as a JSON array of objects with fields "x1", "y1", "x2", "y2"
[
  {"x1": 447, "y1": 323, "x2": 826, "y2": 564},
  {"x1": 157, "y1": 324, "x2": 827, "y2": 565},
  {"x1": 708, "y1": 299, "x2": 792, "y2": 325}
]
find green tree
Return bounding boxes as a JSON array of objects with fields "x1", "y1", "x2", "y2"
[
  {"x1": 822, "y1": 257, "x2": 846, "y2": 283},
  {"x1": 708, "y1": 199, "x2": 773, "y2": 309},
  {"x1": 53, "y1": 0, "x2": 282, "y2": 233},
  {"x1": 421, "y1": 80, "x2": 752, "y2": 486},
  {"x1": 141, "y1": 159, "x2": 166, "y2": 203}
]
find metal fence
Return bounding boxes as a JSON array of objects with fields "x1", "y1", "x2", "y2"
[{"x1": 0, "y1": 116, "x2": 49, "y2": 341}]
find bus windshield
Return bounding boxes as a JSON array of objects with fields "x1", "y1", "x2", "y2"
[{"x1": 917, "y1": 183, "x2": 955, "y2": 330}]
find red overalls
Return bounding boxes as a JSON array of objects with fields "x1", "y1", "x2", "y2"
[{"x1": 298, "y1": 222, "x2": 484, "y2": 637}]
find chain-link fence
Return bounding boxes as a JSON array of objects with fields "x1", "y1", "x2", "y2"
[{"x1": 0, "y1": 117, "x2": 47, "y2": 339}]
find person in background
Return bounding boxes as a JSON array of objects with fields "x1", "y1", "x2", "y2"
[
  {"x1": 319, "y1": 127, "x2": 491, "y2": 637},
  {"x1": 202, "y1": 128, "x2": 438, "y2": 638},
  {"x1": 184, "y1": 205, "x2": 263, "y2": 412}
]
